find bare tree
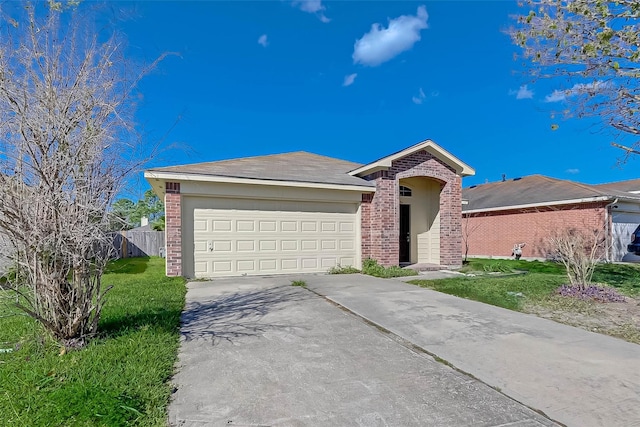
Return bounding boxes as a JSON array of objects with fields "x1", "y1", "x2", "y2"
[
  {"x1": 462, "y1": 213, "x2": 481, "y2": 263},
  {"x1": 547, "y1": 227, "x2": 607, "y2": 289},
  {"x1": 0, "y1": 3, "x2": 157, "y2": 346},
  {"x1": 510, "y1": 0, "x2": 640, "y2": 152}
]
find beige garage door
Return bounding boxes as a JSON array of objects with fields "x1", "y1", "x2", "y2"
[{"x1": 192, "y1": 202, "x2": 358, "y2": 277}]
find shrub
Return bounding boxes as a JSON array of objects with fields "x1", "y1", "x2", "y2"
[
  {"x1": 327, "y1": 265, "x2": 360, "y2": 274},
  {"x1": 547, "y1": 227, "x2": 606, "y2": 289},
  {"x1": 361, "y1": 259, "x2": 418, "y2": 278}
]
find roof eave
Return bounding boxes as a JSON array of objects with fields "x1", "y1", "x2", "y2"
[
  {"x1": 144, "y1": 171, "x2": 376, "y2": 193},
  {"x1": 462, "y1": 195, "x2": 621, "y2": 214},
  {"x1": 348, "y1": 139, "x2": 475, "y2": 177}
]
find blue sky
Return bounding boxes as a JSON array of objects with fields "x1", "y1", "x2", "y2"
[{"x1": 117, "y1": 1, "x2": 638, "y2": 194}]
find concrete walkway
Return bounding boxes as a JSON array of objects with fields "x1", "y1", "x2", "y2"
[
  {"x1": 169, "y1": 276, "x2": 555, "y2": 426},
  {"x1": 305, "y1": 274, "x2": 640, "y2": 427}
]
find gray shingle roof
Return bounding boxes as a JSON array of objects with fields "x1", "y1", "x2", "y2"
[
  {"x1": 593, "y1": 178, "x2": 640, "y2": 193},
  {"x1": 147, "y1": 151, "x2": 375, "y2": 188},
  {"x1": 463, "y1": 175, "x2": 640, "y2": 212}
]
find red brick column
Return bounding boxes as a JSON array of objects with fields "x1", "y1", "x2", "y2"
[
  {"x1": 360, "y1": 193, "x2": 373, "y2": 261},
  {"x1": 439, "y1": 176, "x2": 462, "y2": 267},
  {"x1": 374, "y1": 175, "x2": 399, "y2": 266},
  {"x1": 165, "y1": 182, "x2": 182, "y2": 276}
]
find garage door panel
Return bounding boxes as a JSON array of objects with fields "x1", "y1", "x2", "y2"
[
  {"x1": 237, "y1": 260, "x2": 255, "y2": 272},
  {"x1": 281, "y1": 259, "x2": 298, "y2": 270},
  {"x1": 237, "y1": 221, "x2": 254, "y2": 232},
  {"x1": 340, "y1": 257, "x2": 355, "y2": 266},
  {"x1": 321, "y1": 240, "x2": 336, "y2": 250},
  {"x1": 213, "y1": 261, "x2": 232, "y2": 273},
  {"x1": 237, "y1": 240, "x2": 255, "y2": 251},
  {"x1": 340, "y1": 240, "x2": 354, "y2": 250},
  {"x1": 281, "y1": 240, "x2": 298, "y2": 251},
  {"x1": 301, "y1": 222, "x2": 317, "y2": 232},
  {"x1": 281, "y1": 221, "x2": 297, "y2": 232},
  {"x1": 194, "y1": 261, "x2": 208, "y2": 273},
  {"x1": 192, "y1": 204, "x2": 358, "y2": 277}
]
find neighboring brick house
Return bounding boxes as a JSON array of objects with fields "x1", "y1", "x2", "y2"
[
  {"x1": 145, "y1": 140, "x2": 475, "y2": 277},
  {"x1": 462, "y1": 175, "x2": 640, "y2": 262}
]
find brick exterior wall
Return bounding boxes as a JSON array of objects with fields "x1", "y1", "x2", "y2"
[
  {"x1": 462, "y1": 202, "x2": 608, "y2": 259},
  {"x1": 165, "y1": 182, "x2": 182, "y2": 276},
  {"x1": 362, "y1": 150, "x2": 463, "y2": 268}
]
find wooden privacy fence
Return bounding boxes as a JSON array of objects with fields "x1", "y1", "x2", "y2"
[{"x1": 113, "y1": 230, "x2": 165, "y2": 258}]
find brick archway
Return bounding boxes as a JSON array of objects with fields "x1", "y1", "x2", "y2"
[{"x1": 360, "y1": 150, "x2": 462, "y2": 268}]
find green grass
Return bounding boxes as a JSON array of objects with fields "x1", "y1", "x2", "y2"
[
  {"x1": 326, "y1": 259, "x2": 418, "y2": 278},
  {"x1": 291, "y1": 280, "x2": 307, "y2": 287},
  {"x1": 411, "y1": 273, "x2": 564, "y2": 310},
  {"x1": 410, "y1": 258, "x2": 640, "y2": 311},
  {"x1": 361, "y1": 258, "x2": 418, "y2": 278},
  {"x1": 0, "y1": 257, "x2": 186, "y2": 426},
  {"x1": 459, "y1": 258, "x2": 565, "y2": 275}
]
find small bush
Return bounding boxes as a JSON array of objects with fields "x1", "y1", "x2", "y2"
[
  {"x1": 556, "y1": 285, "x2": 626, "y2": 303},
  {"x1": 291, "y1": 280, "x2": 306, "y2": 287},
  {"x1": 361, "y1": 259, "x2": 418, "y2": 278},
  {"x1": 327, "y1": 265, "x2": 360, "y2": 274}
]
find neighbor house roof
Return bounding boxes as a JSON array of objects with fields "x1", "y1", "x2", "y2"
[
  {"x1": 593, "y1": 178, "x2": 640, "y2": 194},
  {"x1": 463, "y1": 175, "x2": 640, "y2": 214},
  {"x1": 349, "y1": 139, "x2": 475, "y2": 178},
  {"x1": 145, "y1": 151, "x2": 376, "y2": 191}
]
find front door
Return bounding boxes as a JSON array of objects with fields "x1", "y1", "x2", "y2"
[{"x1": 399, "y1": 204, "x2": 410, "y2": 263}]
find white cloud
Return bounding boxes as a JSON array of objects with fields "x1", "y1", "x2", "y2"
[
  {"x1": 258, "y1": 34, "x2": 268, "y2": 47},
  {"x1": 353, "y1": 6, "x2": 429, "y2": 67},
  {"x1": 545, "y1": 90, "x2": 566, "y2": 103},
  {"x1": 565, "y1": 168, "x2": 580, "y2": 174},
  {"x1": 342, "y1": 73, "x2": 357, "y2": 87},
  {"x1": 545, "y1": 81, "x2": 608, "y2": 103},
  {"x1": 291, "y1": 0, "x2": 330, "y2": 23},
  {"x1": 412, "y1": 87, "x2": 426, "y2": 104},
  {"x1": 510, "y1": 85, "x2": 534, "y2": 100}
]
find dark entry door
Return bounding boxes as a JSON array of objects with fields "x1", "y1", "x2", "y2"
[{"x1": 399, "y1": 205, "x2": 410, "y2": 263}]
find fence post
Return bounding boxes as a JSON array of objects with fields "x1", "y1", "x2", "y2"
[{"x1": 120, "y1": 230, "x2": 128, "y2": 259}]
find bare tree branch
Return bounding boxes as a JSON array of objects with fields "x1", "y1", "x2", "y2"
[
  {"x1": 509, "y1": 0, "x2": 640, "y2": 151},
  {"x1": 0, "y1": 3, "x2": 163, "y2": 346}
]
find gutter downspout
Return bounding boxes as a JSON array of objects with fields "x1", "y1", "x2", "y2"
[{"x1": 604, "y1": 198, "x2": 619, "y2": 263}]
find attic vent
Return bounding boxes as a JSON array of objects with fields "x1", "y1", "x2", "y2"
[
  {"x1": 513, "y1": 177, "x2": 522, "y2": 181},
  {"x1": 469, "y1": 185, "x2": 477, "y2": 189}
]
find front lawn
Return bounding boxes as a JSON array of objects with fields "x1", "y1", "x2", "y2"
[
  {"x1": 0, "y1": 257, "x2": 186, "y2": 426},
  {"x1": 409, "y1": 259, "x2": 640, "y2": 343}
]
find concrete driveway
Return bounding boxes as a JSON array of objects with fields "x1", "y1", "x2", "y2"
[
  {"x1": 169, "y1": 276, "x2": 555, "y2": 426},
  {"x1": 305, "y1": 274, "x2": 640, "y2": 427}
]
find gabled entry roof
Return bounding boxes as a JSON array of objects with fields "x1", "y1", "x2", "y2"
[{"x1": 349, "y1": 139, "x2": 475, "y2": 177}]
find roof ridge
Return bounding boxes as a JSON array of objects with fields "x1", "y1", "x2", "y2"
[
  {"x1": 561, "y1": 178, "x2": 612, "y2": 197},
  {"x1": 594, "y1": 177, "x2": 640, "y2": 186},
  {"x1": 148, "y1": 150, "x2": 362, "y2": 171}
]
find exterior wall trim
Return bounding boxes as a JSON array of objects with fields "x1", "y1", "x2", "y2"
[
  {"x1": 144, "y1": 171, "x2": 375, "y2": 193},
  {"x1": 464, "y1": 196, "x2": 613, "y2": 215}
]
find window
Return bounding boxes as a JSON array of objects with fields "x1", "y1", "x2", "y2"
[{"x1": 399, "y1": 185, "x2": 412, "y2": 197}]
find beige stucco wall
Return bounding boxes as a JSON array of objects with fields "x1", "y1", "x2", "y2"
[{"x1": 399, "y1": 177, "x2": 441, "y2": 264}]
